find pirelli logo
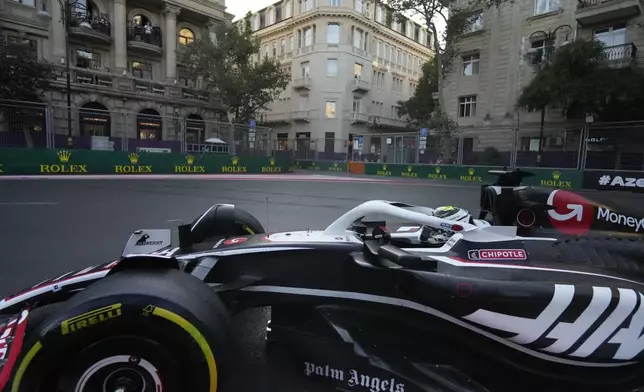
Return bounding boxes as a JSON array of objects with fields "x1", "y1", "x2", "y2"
[{"x1": 61, "y1": 303, "x2": 122, "y2": 335}]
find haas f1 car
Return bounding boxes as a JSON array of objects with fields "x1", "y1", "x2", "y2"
[{"x1": 1, "y1": 170, "x2": 644, "y2": 392}]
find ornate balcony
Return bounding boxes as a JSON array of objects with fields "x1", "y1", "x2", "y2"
[
  {"x1": 127, "y1": 26, "x2": 163, "y2": 56},
  {"x1": 68, "y1": 12, "x2": 111, "y2": 45}
]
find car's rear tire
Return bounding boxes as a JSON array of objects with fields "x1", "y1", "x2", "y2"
[{"x1": 12, "y1": 269, "x2": 230, "y2": 392}]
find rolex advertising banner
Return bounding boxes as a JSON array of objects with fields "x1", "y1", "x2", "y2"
[
  {"x1": 0, "y1": 148, "x2": 291, "y2": 175},
  {"x1": 582, "y1": 170, "x2": 644, "y2": 193},
  {"x1": 291, "y1": 160, "x2": 347, "y2": 172}
]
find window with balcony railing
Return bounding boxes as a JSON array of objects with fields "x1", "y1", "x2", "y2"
[
  {"x1": 129, "y1": 15, "x2": 162, "y2": 46},
  {"x1": 132, "y1": 61, "x2": 152, "y2": 79},
  {"x1": 76, "y1": 49, "x2": 101, "y2": 69}
]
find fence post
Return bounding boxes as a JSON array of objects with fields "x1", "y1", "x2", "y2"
[
  {"x1": 579, "y1": 123, "x2": 589, "y2": 170},
  {"x1": 45, "y1": 106, "x2": 53, "y2": 149}
]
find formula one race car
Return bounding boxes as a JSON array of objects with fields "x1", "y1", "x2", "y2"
[{"x1": 1, "y1": 170, "x2": 644, "y2": 392}]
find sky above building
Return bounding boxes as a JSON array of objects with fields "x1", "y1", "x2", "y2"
[{"x1": 224, "y1": 0, "x2": 446, "y2": 37}]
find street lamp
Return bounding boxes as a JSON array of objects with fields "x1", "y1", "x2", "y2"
[
  {"x1": 36, "y1": 0, "x2": 74, "y2": 146},
  {"x1": 526, "y1": 24, "x2": 573, "y2": 166}
]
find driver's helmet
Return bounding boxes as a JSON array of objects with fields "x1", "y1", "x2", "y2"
[{"x1": 433, "y1": 206, "x2": 471, "y2": 223}]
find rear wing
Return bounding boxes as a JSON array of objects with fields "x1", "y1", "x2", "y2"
[{"x1": 488, "y1": 168, "x2": 535, "y2": 187}]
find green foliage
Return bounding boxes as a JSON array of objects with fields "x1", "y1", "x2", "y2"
[
  {"x1": 0, "y1": 37, "x2": 56, "y2": 101},
  {"x1": 180, "y1": 15, "x2": 290, "y2": 123},
  {"x1": 397, "y1": 58, "x2": 438, "y2": 124},
  {"x1": 518, "y1": 39, "x2": 644, "y2": 121}
]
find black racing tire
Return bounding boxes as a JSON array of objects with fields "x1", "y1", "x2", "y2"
[
  {"x1": 235, "y1": 208, "x2": 265, "y2": 236},
  {"x1": 11, "y1": 269, "x2": 231, "y2": 392}
]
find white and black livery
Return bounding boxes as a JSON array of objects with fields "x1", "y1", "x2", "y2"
[{"x1": 1, "y1": 169, "x2": 644, "y2": 392}]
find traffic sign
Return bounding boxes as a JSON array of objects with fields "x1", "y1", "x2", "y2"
[
  {"x1": 249, "y1": 120, "x2": 256, "y2": 128},
  {"x1": 420, "y1": 128, "x2": 428, "y2": 137}
]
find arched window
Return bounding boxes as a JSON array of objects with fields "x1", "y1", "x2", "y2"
[
  {"x1": 79, "y1": 102, "x2": 110, "y2": 137},
  {"x1": 179, "y1": 28, "x2": 194, "y2": 46},
  {"x1": 132, "y1": 14, "x2": 150, "y2": 27},
  {"x1": 137, "y1": 108, "x2": 162, "y2": 140}
]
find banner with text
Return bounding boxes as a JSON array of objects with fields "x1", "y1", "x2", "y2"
[
  {"x1": 582, "y1": 170, "x2": 644, "y2": 193},
  {"x1": 291, "y1": 160, "x2": 347, "y2": 172},
  {"x1": 0, "y1": 149, "x2": 291, "y2": 175}
]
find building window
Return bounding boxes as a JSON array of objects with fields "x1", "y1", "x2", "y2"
[
  {"x1": 272, "y1": 41, "x2": 277, "y2": 56},
  {"x1": 376, "y1": 40, "x2": 382, "y2": 57},
  {"x1": 327, "y1": 23, "x2": 340, "y2": 44},
  {"x1": 389, "y1": 46, "x2": 394, "y2": 62},
  {"x1": 354, "y1": 63, "x2": 363, "y2": 78},
  {"x1": 301, "y1": 0, "x2": 313, "y2": 12},
  {"x1": 530, "y1": 39, "x2": 549, "y2": 64},
  {"x1": 76, "y1": 49, "x2": 101, "y2": 69},
  {"x1": 462, "y1": 54, "x2": 480, "y2": 75},
  {"x1": 353, "y1": 28, "x2": 364, "y2": 49},
  {"x1": 419, "y1": 30, "x2": 425, "y2": 45},
  {"x1": 132, "y1": 61, "x2": 152, "y2": 79},
  {"x1": 464, "y1": 12, "x2": 483, "y2": 33},
  {"x1": 8, "y1": 35, "x2": 37, "y2": 57},
  {"x1": 178, "y1": 28, "x2": 194, "y2": 46},
  {"x1": 280, "y1": 38, "x2": 285, "y2": 54},
  {"x1": 326, "y1": 59, "x2": 338, "y2": 76},
  {"x1": 303, "y1": 27, "x2": 313, "y2": 46},
  {"x1": 284, "y1": 0, "x2": 292, "y2": 17},
  {"x1": 594, "y1": 24, "x2": 626, "y2": 47},
  {"x1": 355, "y1": 0, "x2": 363, "y2": 12},
  {"x1": 534, "y1": 0, "x2": 559, "y2": 15},
  {"x1": 253, "y1": 15, "x2": 260, "y2": 30},
  {"x1": 353, "y1": 99, "x2": 361, "y2": 113},
  {"x1": 325, "y1": 101, "x2": 336, "y2": 118},
  {"x1": 300, "y1": 61, "x2": 310, "y2": 77},
  {"x1": 9, "y1": 0, "x2": 35, "y2": 6},
  {"x1": 263, "y1": 43, "x2": 269, "y2": 57},
  {"x1": 458, "y1": 96, "x2": 477, "y2": 117},
  {"x1": 268, "y1": 8, "x2": 276, "y2": 24},
  {"x1": 396, "y1": 49, "x2": 401, "y2": 65},
  {"x1": 289, "y1": 36, "x2": 294, "y2": 51},
  {"x1": 330, "y1": 0, "x2": 340, "y2": 6},
  {"x1": 376, "y1": 6, "x2": 383, "y2": 22}
]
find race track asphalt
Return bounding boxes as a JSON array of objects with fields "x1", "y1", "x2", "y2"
[{"x1": 1, "y1": 174, "x2": 643, "y2": 391}]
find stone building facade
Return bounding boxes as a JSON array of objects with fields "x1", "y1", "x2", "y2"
[
  {"x1": 245, "y1": 0, "x2": 433, "y2": 161},
  {"x1": 1, "y1": 0, "x2": 232, "y2": 147}
]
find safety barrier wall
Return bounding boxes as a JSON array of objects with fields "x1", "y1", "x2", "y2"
[{"x1": 0, "y1": 148, "x2": 291, "y2": 175}]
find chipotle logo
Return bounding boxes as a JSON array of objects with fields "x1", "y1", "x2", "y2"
[{"x1": 468, "y1": 249, "x2": 527, "y2": 261}]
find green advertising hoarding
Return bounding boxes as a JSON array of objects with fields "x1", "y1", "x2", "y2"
[
  {"x1": 291, "y1": 160, "x2": 347, "y2": 172},
  {"x1": 363, "y1": 163, "x2": 582, "y2": 189},
  {"x1": 0, "y1": 148, "x2": 291, "y2": 175}
]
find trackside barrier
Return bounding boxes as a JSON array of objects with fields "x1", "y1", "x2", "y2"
[
  {"x1": 290, "y1": 160, "x2": 348, "y2": 173},
  {"x1": 0, "y1": 148, "x2": 291, "y2": 175},
  {"x1": 359, "y1": 163, "x2": 584, "y2": 190}
]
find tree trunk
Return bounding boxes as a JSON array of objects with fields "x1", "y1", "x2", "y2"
[{"x1": 22, "y1": 128, "x2": 34, "y2": 149}]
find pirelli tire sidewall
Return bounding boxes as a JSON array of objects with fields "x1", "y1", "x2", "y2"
[{"x1": 11, "y1": 269, "x2": 231, "y2": 392}]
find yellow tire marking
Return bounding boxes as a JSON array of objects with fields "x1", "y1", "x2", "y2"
[
  {"x1": 242, "y1": 225, "x2": 255, "y2": 235},
  {"x1": 11, "y1": 341, "x2": 43, "y2": 392},
  {"x1": 152, "y1": 307, "x2": 218, "y2": 392}
]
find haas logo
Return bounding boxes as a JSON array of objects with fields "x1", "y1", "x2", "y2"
[
  {"x1": 547, "y1": 190, "x2": 594, "y2": 234},
  {"x1": 136, "y1": 234, "x2": 150, "y2": 245}
]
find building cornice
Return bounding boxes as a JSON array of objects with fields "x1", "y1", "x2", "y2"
[{"x1": 253, "y1": 7, "x2": 432, "y2": 57}]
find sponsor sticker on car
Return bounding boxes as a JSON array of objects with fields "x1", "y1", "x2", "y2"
[
  {"x1": 597, "y1": 207, "x2": 644, "y2": 233},
  {"x1": 223, "y1": 237, "x2": 248, "y2": 246},
  {"x1": 468, "y1": 249, "x2": 527, "y2": 261}
]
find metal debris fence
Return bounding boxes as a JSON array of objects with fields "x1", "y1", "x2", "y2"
[{"x1": 1, "y1": 100, "x2": 643, "y2": 171}]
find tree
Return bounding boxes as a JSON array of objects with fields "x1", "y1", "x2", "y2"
[
  {"x1": 377, "y1": 0, "x2": 500, "y2": 117},
  {"x1": 517, "y1": 39, "x2": 643, "y2": 121},
  {"x1": 397, "y1": 57, "x2": 437, "y2": 125},
  {"x1": 180, "y1": 15, "x2": 290, "y2": 123},
  {"x1": 0, "y1": 37, "x2": 56, "y2": 101}
]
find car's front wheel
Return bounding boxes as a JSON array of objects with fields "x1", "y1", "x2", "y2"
[{"x1": 12, "y1": 269, "x2": 230, "y2": 392}]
